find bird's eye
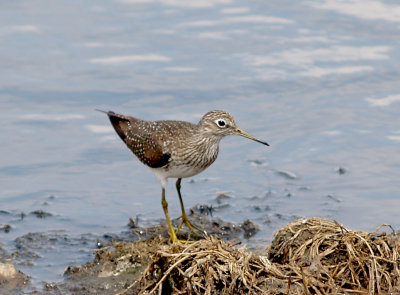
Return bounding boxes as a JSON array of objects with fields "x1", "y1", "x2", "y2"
[{"x1": 215, "y1": 119, "x2": 226, "y2": 128}]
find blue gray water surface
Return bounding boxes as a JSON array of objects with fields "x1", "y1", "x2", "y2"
[{"x1": 1, "y1": 0, "x2": 400, "y2": 287}]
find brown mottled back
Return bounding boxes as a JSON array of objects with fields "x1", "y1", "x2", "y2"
[{"x1": 106, "y1": 111, "x2": 171, "y2": 168}]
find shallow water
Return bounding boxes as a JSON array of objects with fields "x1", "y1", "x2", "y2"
[{"x1": 1, "y1": 0, "x2": 400, "y2": 288}]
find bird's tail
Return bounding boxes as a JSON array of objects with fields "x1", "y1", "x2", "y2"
[
  {"x1": 95, "y1": 109, "x2": 114, "y2": 115},
  {"x1": 96, "y1": 109, "x2": 134, "y2": 143}
]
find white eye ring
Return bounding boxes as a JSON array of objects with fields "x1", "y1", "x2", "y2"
[{"x1": 215, "y1": 119, "x2": 227, "y2": 128}]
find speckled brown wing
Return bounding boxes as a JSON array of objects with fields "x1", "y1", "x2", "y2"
[{"x1": 105, "y1": 111, "x2": 170, "y2": 168}]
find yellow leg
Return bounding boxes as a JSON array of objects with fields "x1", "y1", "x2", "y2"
[
  {"x1": 161, "y1": 187, "x2": 193, "y2": 244},
  {"x1": 175, "y1": 178, "x2": 206, "y2": 236},
  {"x1": 161, "y1": 187, "x2": 178, "y2": 243}
]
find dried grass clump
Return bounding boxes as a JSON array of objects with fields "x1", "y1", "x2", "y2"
[
  {"x1": 137, "y1": 236, "x2": 290, "y2": 294},
  {"x1": 128, "y1": 218, "x2": 400, "y2": 294},
  {"x1": 268, "y1": 218, "x2": 400, "y2": 294}
]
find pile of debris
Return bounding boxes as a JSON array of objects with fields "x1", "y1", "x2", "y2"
[{"x1": 129, "y1": 218, "x2": 400, "y2": 294}]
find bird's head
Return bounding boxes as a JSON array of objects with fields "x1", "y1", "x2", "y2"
[{"x1": 198, "y1": 110, "x2": 269, "y2": 146}]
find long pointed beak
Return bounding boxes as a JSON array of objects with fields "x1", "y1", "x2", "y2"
[{"x1": 234, "y1": 128, "x2": 269, "y2": 146}]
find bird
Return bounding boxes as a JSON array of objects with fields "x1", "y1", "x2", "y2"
[{"x1": 98, "y1": 109, "x2": 269, "y2": 243}]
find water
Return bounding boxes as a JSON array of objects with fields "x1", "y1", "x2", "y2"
[{"x1": 1, "y1": 0, "x2": 400, "y2": 287}]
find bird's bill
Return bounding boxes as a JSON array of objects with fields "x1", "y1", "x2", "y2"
[{"x1": 234, "y1": 128, "x2": 269, "y2": 146}]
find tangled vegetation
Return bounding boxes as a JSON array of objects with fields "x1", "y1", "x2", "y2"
[{"x1": 119, "y1": 218, "x2": 400, "y2": 294}]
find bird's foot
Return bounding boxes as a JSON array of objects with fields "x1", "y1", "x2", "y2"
[
  {"x1": 168, "y1": 228, "x2": 195, "y2": 244},
  {"x1": 176, "y1": 212, "x2": 207, "y2": 237},
  {"x1": 169, "y1": 236, "x2": 195, "y2": 244},
  {"x1": 165, "y1": 222, "x2": 194, "y2": 244}
]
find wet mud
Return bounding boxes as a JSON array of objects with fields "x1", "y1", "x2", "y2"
[
  {"x1": 0, "y1": 206, "x2": 258, "y2": 294},
  {"x1": 2, "y1": 213, "x2": 400, "y2": 294}
]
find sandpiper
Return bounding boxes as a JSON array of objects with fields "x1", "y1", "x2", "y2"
[{"x1": 98, "y1": 110, "x2": 269, "y2": 243}]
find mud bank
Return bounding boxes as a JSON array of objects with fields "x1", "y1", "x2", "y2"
[
  {"x1": 3, "y1": 217, "x2": 400, "y2": 294},
  {"x1": 1, "y1": 210, "x2": 258, "y2": 294}
]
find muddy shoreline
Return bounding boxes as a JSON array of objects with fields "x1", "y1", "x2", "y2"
[
  {"x1": 0, "y1": 209, "x2": 260, "y2": 294},
  {"x1": 3, "y1": 213, "x2": 400, "y2": 294}
]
